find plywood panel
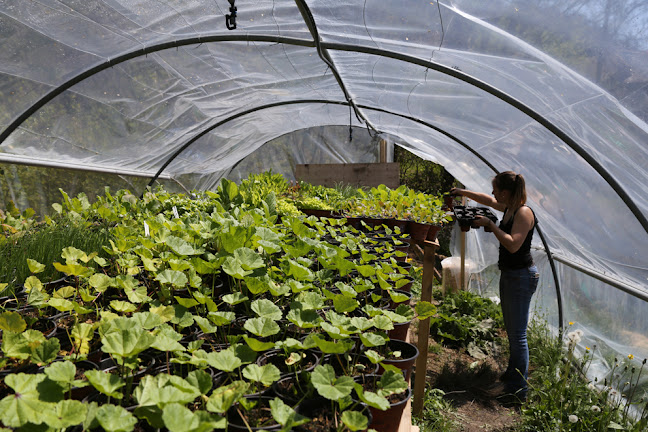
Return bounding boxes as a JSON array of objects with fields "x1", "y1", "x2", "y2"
[{"x1": 295, "y1": 163, "x2": 400, "y2": 188}]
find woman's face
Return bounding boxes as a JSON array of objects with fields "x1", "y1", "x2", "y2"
[{"x1": 492, "y1": 184, "x2": 510, "y2": 204}]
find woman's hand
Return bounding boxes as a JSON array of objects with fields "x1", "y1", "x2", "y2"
[
  {"x1": 472, "y1": 215, "x2": 492, "y2": 228},
  {"x1": 450, "y1": 187, "x2": 464, "y2": 197}
]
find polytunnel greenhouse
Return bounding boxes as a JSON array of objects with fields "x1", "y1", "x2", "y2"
[{"x1": 1, "y1": 0, "x2": 647, "y2": 430}]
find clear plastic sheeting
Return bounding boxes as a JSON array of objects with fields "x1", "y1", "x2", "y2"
[{"x1": 0, "y1": 0, "x2": 647, "y2": 382}]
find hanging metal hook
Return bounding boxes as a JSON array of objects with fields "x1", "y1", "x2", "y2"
[{"x1": 226, "y1": 0, "x2": 237, "y2": 30}]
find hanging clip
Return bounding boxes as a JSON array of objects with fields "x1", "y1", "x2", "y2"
[{"x1": 226, "y1": 0, "x2": 237, "y2": 30}]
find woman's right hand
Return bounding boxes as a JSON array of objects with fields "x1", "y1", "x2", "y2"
[{"x1": 449, "y1": 187, "x2": 464, "y2": 197}]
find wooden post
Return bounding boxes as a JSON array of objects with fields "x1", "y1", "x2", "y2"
[
  {"x1": 412, "y1": 239, "x2": 440, "y2": 416},
  {"x1": 460, "y1": 196, "x2": 467, "y2": 290},
  {"x1": 379, "y1": 139, "x2": 387, "y2": 163}
]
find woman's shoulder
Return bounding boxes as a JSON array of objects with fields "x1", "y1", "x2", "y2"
[{"x1": 515, "y1": 205, "x2": 536, "y2": 226}]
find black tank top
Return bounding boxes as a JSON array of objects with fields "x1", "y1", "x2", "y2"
[{"x1": 498, "y1": 206, "x2": 536, "y2": 270}]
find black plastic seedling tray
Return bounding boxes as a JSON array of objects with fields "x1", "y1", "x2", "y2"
[{"x1": 453, "y1": 205, "x2": 498, "y2": 231}]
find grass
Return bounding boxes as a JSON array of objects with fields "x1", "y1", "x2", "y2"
[{"x1": 0, "y1": 218, "x2": 112, "y2": 291}]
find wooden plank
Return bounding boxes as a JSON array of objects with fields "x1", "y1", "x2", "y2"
[
  {"x1": 295, "y1": 163, "x2": 399, "y2": 189},
  {"x1": 412, "y1": 239, "x2": 439, "y2": 416}
]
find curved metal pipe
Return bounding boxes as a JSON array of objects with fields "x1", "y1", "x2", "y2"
[{"x1": 0, "y1": 33, "x2": 643, "y2": 240}]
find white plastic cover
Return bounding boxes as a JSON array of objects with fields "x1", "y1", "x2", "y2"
[{"x1": 0, "y1": 0, "x2": 647, "y2": 373}]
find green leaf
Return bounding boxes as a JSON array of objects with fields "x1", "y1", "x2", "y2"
[
  {"x1": 71, "y1": 322, "x2": 96, "y2": 356},
  {"x1": 341, "y1": 410, "x2": 370, "y2": 431},
  {"x1": 221, "y1": 292, "x2": 249, "y2": 305},
  {"x1": 207, "y1": 311, "x2": 235, "y2": 326},
  {"x1": 333, "y1": 294, "x2": 359, "y2": 313},
  {"x1": 131, "y1": 311, "x2": 166, "y2": 330},
  {"x1": 0, "y1": 373, "x2": 63, "y2": 427},
  {"x1": 205, "y1": 381, "x2": 249, "y2": 413},
  {"x1": 101, "y1": 318, "x2": 155, "y2": 358},
  {"x1": 48, "y1": 297, "x2": 75, "y2": 312},
  {"x1": 85, "y1": 370, "x2": 125, "y2": 399},
  {"x1": 251, "y1": 298, "x2": 283, "y2": 320},
  {"x1": 186, "y1": 369, "x2": 213, "y2": 395},
  {"x1": 269, "y1": 397, "x2": 310, "y2": 428},
  {"x1": 206, "y1": 348, "x2": 242, "y2": 372},
  {"x1": 221, "y1": 256, "x2": 252, "y2": 279},
  {"x1": 44, "y1": 360, "x2": 76, "y2": 384},
  {"x1": 242, "y1": 364, "x2": 281, "y2": 386},
  {"x1": 156, "y1": 269, "x2": 188, "y2": 288},
  {"x1": 0, "y1": 311, "x2": 27, "y2": 333},
  {"x1": 311, "y1": 335, "x2": 355, "y2": 354},
  {"x1": 53, "y1": 262, "x2": 92, "y2": 278},
  {"x1": 24, "y1": 275, "x2": 43, "y2": 293},
  {"x1": 43, "y1": 399, "x2": 87, "y2": 429},
  {"x1": 311, "y1": 364, "x2": 355, "y2": 400},
  {"x1": 286, "y1": 308, "x2": 321, "y2": 328},
  {"x1": 110, "y1": 300, "x2": 137, "y2": 313},
  {"x1": 96, "y1": 404, "x2": 137, "y2": 432},
  {"x1": 243, "y1": 335, "x2": 276, "y2": 352},
  {"x1": 284, "y1": 259, "x2": 314, "y2": 281},
  {"x1": 27, "y1": 259, "x2": 46, "y2": 274},
  {"x1": 353, "y1": 383, "x2": 390, "y2": 411},
  {"x1": 233, "y1": 247, "x2": 265, "y2": 270},
  {"x1": 88, "y1": 273, "x2": 114, "y2": 292},
  {"x1": 192, "y1": 316, "x2": 217, "y2": 335},
  {"x1": 134, "y1": 374, "x2": 201, "y2": 408},
  {"x1": 31, "y1": 337, "x2": 60, "y2": 365},
  {"x1": 377, "y1": 370, "x2": 408, "y2": 396},
  {"x1": 53, "y1": 285, "x2": 76, "y2": 298},
  {"x1": 175, "y1": 296, "x2": 199, "y2": 309},
  {"x1": 359, "y1": 332, "x2": 388, "y2": 348},
  {"x1": 162, "y1": 403, "x2": 203, "y2": 432},
  {"x1": 165, "y1": 236, "x2": 199, "y2": 256},
  {"x1": 0, "y1": 393, "x2": 52, "y2": 427},
  {"x1": 244, "y1": 317, "x2": 280, "y2": 338},
  {"x1": 415, "y1": 301, "x2": 437, "y2": 320}
]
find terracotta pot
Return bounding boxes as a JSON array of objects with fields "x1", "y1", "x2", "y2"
[
  {"x1": 343, "y1": 216, "x2": 363, "y2": 229},
  {"x1": 353, "y1": 374, "x2": 412, "y2": 432},
  {"x1": 406, "y1": 220, "x2": 430, "y2": 242},
  {"x1": 387, "y1": 320, "x2": 412, "y2": 342},
  {"x1": 381, "y1": 218, "x2": 409, "y2": 233},
  {"x1": 362, "y1": 216, "x2": 385, "y2": 230},
  {"x1": 377, "y1": 339, "x2": 419, "y2": 382},
  {"x1": 426, "y1": 224, "x2": 443, "y2": 241},
  {"x1": 300, "y1": 208, "x2": 334, "y2": 218}
]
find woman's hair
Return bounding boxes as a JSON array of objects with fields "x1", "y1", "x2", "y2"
[{"x1": 493, "y1": 171, "x2": 526, "y2": 206}]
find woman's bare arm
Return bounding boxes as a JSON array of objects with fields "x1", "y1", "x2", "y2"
[{"x1": 450, "y1": 188, "x2": 506, "y2": 212}]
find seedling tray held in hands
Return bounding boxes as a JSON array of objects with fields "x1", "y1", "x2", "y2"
[{"x1": 453, "y1": 205, "x2": 498, "y2": 231}]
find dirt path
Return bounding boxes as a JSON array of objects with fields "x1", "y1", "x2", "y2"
[{"x1": 409, "y1": 322, "x2": 521, "y2": 432}]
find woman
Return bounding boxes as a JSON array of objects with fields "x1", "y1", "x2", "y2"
[{"x1": 451, "y1": 171, "x2": 539, "y2": 405}]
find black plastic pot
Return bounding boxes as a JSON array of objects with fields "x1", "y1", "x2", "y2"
[
  {"x1": 227, "y1": 396, "x2": 283, "y2": 431},
  {"x1": 256, "y1": 349, "x2": 321, "y2": 377},
  {"x1": 271, "y1": 372, "x2": 314, "y2": 405},
  {"x1": 295, "y1": 396, "x2": 373, "y2": 431}
]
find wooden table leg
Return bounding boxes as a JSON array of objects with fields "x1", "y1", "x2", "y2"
[{"x1": 412, "y1": 239, "x2": 439, "y2": 416}]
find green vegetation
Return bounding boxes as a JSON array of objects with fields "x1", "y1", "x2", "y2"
[{"x1": 411, "y1": 286, "x2": 648, "y2": 431}]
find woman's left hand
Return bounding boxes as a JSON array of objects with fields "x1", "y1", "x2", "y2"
[{"x1": 472, "y1": 215, "x2": 492, "y2": 228}]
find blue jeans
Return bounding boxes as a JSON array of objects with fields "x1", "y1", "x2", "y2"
[{"x1": 499, "y1": 265, "x2": 539, "y2": 398}]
